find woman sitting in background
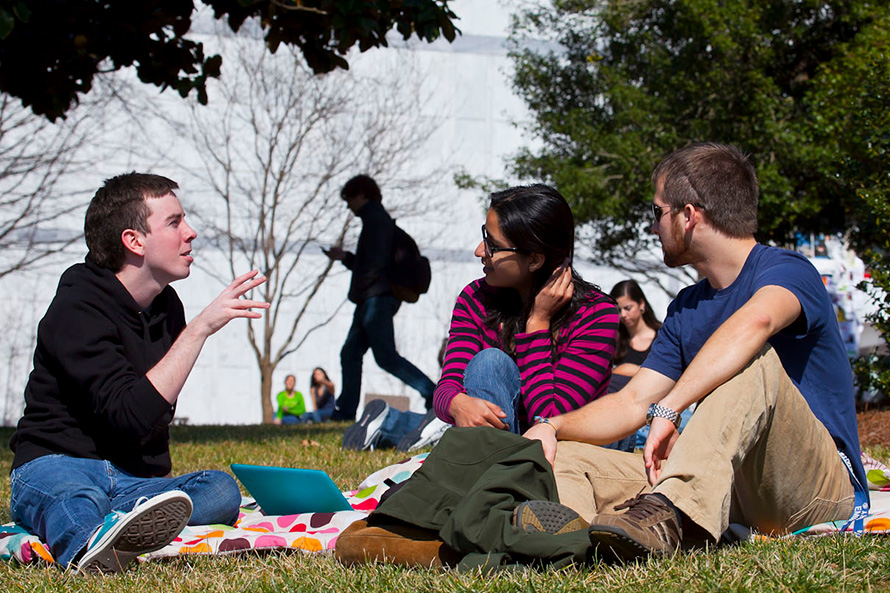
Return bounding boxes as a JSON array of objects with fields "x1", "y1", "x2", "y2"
[
  {"x1": 603, "y1": 279, "x2": 662, "y2": 451},
  {"x1": 607, "y1": 279, "x2": 692, "y2": 449},
  {"x1": 300, "y1": 367, "x2": 336, "y2": 424},
  {"x1": 273, "y1": 374, "x2": 305, "y2": 425},
  {"x1": 608, "y1": 279, "x2": 661, "y2": 393}
]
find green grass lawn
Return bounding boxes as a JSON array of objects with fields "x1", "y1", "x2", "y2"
[{"x1": 1, "y1": 423, "x2": 889, "y2": 593}]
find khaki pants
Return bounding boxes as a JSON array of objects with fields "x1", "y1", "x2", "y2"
[{"x1": 554, "y1": 347, "x2": 854, "y2": 540}]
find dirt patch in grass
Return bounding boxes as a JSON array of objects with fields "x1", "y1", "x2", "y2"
[{"x1": 858, "y1": 409, "x2": 890, "y2": 448}]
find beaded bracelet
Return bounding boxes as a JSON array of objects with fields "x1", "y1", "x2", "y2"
[{"x1": 533, "y1": 415, "x2": 558, "y2": 438}]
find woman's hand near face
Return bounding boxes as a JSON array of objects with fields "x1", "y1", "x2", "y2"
[
  {"x1": 527, "y1": 262, "x2": 574, "y2": 333},
  {"x1": 449, "y1": 392, "x2": 509, "y2": 429}
]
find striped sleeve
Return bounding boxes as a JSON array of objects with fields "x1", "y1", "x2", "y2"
[
  {"x1": 514, "y1": 293, "x2": 618, "y2": 424},
  {"x1": 433, "y1": 280, "x2": 498, "y2": 423}
]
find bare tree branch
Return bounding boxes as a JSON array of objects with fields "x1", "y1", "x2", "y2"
[
  {"x1": 0, "y1": 84, "x2": 118, "y2": 278},
  {"x1": 148, "y1": 32, "x2": 448, "y2": 422}
]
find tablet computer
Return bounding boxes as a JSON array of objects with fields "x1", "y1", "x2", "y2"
[{"x1": 230, "y1": 463, "x2": 354, "y2": 516}]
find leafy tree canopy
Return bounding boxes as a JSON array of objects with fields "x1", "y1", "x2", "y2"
[
  {"x1": 833, "y1": 45, "x2": 890, "y2": 394},
  {"x1": 508, "y1": 0, "x2": 886, "y2": 262},
  {"x1": 0, "y1": 0, "x2": 458, "y2": 120}
]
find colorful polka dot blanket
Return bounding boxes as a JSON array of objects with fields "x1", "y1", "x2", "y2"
[
  {"x1": 0, "y1": 453, "x2": 427, "y2": 566},
  {"x1": 2, "y1": 451, "x2": 889, "y2": 566}
]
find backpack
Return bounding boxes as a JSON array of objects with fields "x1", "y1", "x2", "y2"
[{"x1": 388, "y1": 223, "x2": 431, "y2": 303}]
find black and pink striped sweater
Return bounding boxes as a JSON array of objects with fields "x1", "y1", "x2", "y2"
[{"x1": 433, "y1": 278, "x2": 619, "y2": 426}]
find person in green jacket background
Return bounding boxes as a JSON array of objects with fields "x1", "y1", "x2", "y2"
[{"x1": 273, "y1": 374, "x2": 306, "y2": 425}]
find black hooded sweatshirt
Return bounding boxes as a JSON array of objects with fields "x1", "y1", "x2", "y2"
[
  {"x1": 342, "y1": 199, "x2": 395, "y2": 305},
  {"x1": 10, "y1": 257, "x2": 185, "y2": 477}
]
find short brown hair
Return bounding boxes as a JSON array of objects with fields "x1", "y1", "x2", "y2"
[
  {"x1": 85, "y1": 173, "x2": 179, "y2": 271},
  {"x1": 652, "y1": 142, "x2": 758, "y2": 237}
]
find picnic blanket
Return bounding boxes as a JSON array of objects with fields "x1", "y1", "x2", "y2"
[
  {"x1": 2, "y1": 451, "x2": 889, "y2": 567},
  {"x1": 0, "y1": 453, "x2": 427, "y2": 566}
]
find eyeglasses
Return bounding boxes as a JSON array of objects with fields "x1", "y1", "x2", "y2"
[
  {"x1": 651, "y1": 203, "x2": 671, "y2": 221},
  {"x1": 651, "y1": 202, "x2": 705, "y2": 223},
  {"x1": 481, "y1": 225, "x2": 521, "y2": 256}
]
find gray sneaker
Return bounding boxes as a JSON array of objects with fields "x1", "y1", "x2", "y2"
[
  {"x1": 587, "y1": 493, "x2": 682, "y2": 561},
  {"x1": 342, "y1": 399, "x2": 390, "y2": 451},
  {"x1": 77, "y1": 490, "x2": 192, "y2": 573},
  {"x1": 396, "y1": 409, "x2": 450, "y2": 452},
  {"x1": 513, "y1": 500, "x2": 589, "y2": 534}
]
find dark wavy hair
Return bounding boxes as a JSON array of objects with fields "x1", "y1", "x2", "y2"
[
  {"x1": 309, "y1": 367, "x2": 331, "y2": 389},
  {"x1": 482, "y1": 184, "x2": 603, "y2": 354},
  {"x1": 609, "y1": 279, "x2": 662, "y2": 362}
]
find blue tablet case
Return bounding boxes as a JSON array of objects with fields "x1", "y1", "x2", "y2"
[{"x1": 230, "y1": 463, "x2": 354, "y2": 516}]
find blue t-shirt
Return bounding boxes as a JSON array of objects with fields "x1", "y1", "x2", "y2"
[{"x1": 644, "y1": 243, "x2": 866, "y2": 503}]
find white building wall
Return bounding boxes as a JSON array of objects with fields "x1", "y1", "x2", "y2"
[{"x1": 0, "y1": 0, "x2": 681, "y2": 426}]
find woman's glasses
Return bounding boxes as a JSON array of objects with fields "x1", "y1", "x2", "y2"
[{"x1": 481, "y1": 225, "x2": 521, "y2": 256}]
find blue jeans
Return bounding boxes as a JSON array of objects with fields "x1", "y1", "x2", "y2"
[
  {"x1": 299, "y1": 408, "x2": 334, "y2": 423},
  {"x1": 604, "y1": 373, "x2": 639, "y2": 452},
  {"x1": 300, "y1": 397, "x2": 335, "y2": 423},
  {"x1": 335, "y1": 295, "x2": 436, "y2": 420},
  {"x1": 377, "y1": 348, "x2": 522, "y2": 447},
  {"x1": 10, "y1": 454, "x2": 242, "y2": 567}
]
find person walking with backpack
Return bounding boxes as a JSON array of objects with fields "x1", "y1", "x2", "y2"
[{"x1": 324, "y1": 174, "x2": 436, "y2": 422}]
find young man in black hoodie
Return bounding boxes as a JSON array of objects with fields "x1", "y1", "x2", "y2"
[{"x1": 8, "y1": 173, "x2": 269, "y2": 573}]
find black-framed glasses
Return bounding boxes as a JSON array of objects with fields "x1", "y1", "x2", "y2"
[
  {"x1": 651, "y1": 202, "x2": 705, "y2": 222},
  {"x1": 651, "y1": 203, "x2": 671, "y2": 221},
  {"x1": 481, "y1": 225, "x2": 521, "y2": 256}
]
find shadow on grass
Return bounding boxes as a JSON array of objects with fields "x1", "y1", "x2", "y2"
[{"x1": 168, "y1": 422, "x2": 350, "y2": 444}]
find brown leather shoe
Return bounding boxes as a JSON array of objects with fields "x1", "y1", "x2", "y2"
[
  {"x1": 587, "y1": 493, "x2": 683, "y2": 562},
  {"x1": 335, "y1": 519, "x2": 461, "y2": 568}
]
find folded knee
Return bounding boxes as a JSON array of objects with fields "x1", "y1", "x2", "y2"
[{"x1": 188, "y1": 471, "x2": 242, "y2": 526}]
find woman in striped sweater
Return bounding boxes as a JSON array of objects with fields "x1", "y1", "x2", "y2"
[{"x1": 342, "y1": 184, "x2": 619, "y2": 451}]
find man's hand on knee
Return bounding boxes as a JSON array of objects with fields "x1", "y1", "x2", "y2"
[{"x1": 643, "y1": 417, "x2": 679, "y2": 485}]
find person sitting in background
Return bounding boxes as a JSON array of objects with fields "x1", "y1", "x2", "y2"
[
  {"x1": 608, "y1": 280, "x2": 661, "y2": 392},
  {"x1": 342, "y1": 184, "x2": 620, "y2": 452},
  {"x1": 273, "y1": 374, "x2": 306, "y2": 425},
  {"x1": 608, "y1": 279, "x2": 693, "y2": 450},
  {"x1": 300, "y1": 367, "x2": 336, "y2": 423},
  {"x1": 604, "y1": 280, "x2": 662, "y2": 452}
]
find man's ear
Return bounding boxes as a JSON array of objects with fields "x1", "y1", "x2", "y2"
[
  {"x1": 684, "y1": 203, "x2": 704, "y2": 229},
  {"x1": 528, "y1": 252, "x2": 546, "y2": 273},
  {"x1": 121, "y1": 228, "x2": 145, "y2": 257}
]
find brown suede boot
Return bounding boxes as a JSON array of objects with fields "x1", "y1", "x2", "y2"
[
  {"x1": 335, "y1": 519, "x2": 461, "y2": 568},
  {"x1": 587, "y1": 493, "x2": 683, "y2": 562}
]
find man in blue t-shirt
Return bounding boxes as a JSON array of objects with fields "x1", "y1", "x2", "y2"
[{"x1": 522, "y1": 143, "x2": 866, "y2": 561}]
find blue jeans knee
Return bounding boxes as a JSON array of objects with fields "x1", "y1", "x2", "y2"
[
  {"x1": 168, "y1": 470, "x2": 242, "y2": 526},
  {"x1": 464, "y1": 349, "x2": 522, "y2": 433}
]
